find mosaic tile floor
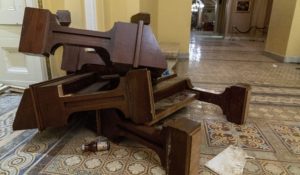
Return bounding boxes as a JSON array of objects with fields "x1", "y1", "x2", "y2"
[
  {"x1": 0, "y1": 93, "x2": 21, "y2": 116},
  {"x1": 0, "y1": 93, "x2": 21, "y2": 141},
  {"x1": 1, "y1": 38, "x2": 300, "y2": 174}
]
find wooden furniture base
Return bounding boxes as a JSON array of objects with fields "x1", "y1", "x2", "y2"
[
  {"x1": 13, "y1": 70, "x2": 250, "y2": 131},
  {"x1": 99, "y1": 109, "x2": 201, "y2": 175}
]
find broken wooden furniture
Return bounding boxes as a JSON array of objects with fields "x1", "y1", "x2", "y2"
[
  {"x1": 18, "y1": 7, "x2": 250, "y2": 125},
  {"x1": 13, "y1": 67, "x2": 249, "y2": 129},
  {"x1": 13, "y1": 69, "x2": 248, "y2": 174},
  {"x1": 100, "y1": 109, "x2": 201, "y2": 175},
  {"x1": 14, "y1": 7, "x2": 251, "y2": 174},
  {"x1": 19, "y1": 7, "x2": 166, "y2": 78},
  {"x1": 14, "y1": 69, "x2": 202, "y2": 174},
  {"x1": 60, "y1": 12, "x2": 152, "y2": 75}
]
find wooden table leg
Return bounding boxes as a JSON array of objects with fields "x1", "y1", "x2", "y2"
[{"x1": 96, "y1": 110, "x2": 102, "y2": 136}]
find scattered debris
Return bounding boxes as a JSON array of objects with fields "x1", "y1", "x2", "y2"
[
  {"x1": 82, "y1": 137, "x2": 110, "y2": 152},
  {"x1": 205, "y1": 145, "x2": 254, "y2": 175},
  {"x1": 272, "y1": 64, "x2": 278, "y2": 68}
]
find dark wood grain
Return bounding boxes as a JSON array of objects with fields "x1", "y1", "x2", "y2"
[
  {"x1": 19, "y1": 7, "x2": 166, "y2": 78},
  {"x1": 131, "y1": 13, "x2": 150, "y2": 25}
]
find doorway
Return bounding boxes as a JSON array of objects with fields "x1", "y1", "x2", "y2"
[
  {"x1": 0, "y1": 0, "x2": 48, "y2": 87},
  {"x1": 191, "y1": 0, "x2": 227, "y2": 38}
]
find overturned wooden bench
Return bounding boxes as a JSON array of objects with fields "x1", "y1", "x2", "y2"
[{"x1": 14, "y1": 8, "x2": 251, "y2": 175}]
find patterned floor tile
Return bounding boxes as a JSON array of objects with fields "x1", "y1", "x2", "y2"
[
  {"x1": 204, "y1": 120, "x2": 274, "y2": 152},
  {"x1": 27, "y1": 126, "x2": 165, "y2": 175},
  {"x1": 243, "y1": 159, "x2": 264, "y2": 174},
  {"x1": 177, "y1": 60, "x2": 300, "y2": 88},
  {"x1": 251, "y1": 95, "x2": 300, "y2": 107},
  {"x1": 261, "y1": 161, "x2": 289, "y2": 175},
  {"x1": 0, "y1": 127, "x2": 68, "y2": 175},
  {"x1": 253, "y1": 86, "x2": 300, "y2": 96},
  {"x1": 189, "y1": 50, "x2": 277, "y2": 63},
  {"x1": 0, "y1": 93, "x2": 21, "y2": 116},
  {"x1": 0, "y1": 110, "x2": 16, "y2": 141},
  {"x1": 199, "y1": 154, "x2": 300, "y2": 175},
  {"x1": 244, "y1": 159, "x2": 298, "y2": 175},
  {"x1": 270, "y1": 124, "x2": 300, "y2": 155},
  {"x1": 285, "y1": 163, "x2": 300, "y2": 175},
  {"x1": 249, "y1": 105, "x2": 300, "y2": 121}
]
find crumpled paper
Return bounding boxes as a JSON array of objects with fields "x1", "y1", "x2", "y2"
[{"x1": 205, "y1": 145, "x2": 254, "y2": 175}]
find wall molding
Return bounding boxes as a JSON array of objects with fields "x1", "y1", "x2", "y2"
[
  {"x1": 284, "y1": 56, "x2": 300, "y2": 63},
  {"x1": 263, "y1": 51, "x2": 284, "y2": 62},
  {"x1": 263, "y1": 51, "x2": 300, "y2": 63}
]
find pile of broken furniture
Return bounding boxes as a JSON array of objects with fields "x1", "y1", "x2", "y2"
[{"x1": 13, "y1": 8, "x2": 251, "y2": 175}]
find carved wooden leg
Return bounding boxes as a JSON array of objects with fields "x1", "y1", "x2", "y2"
[
  {"x1": 164, "y1": 118, "x2": 201, "y2": 175},
  {"x1": 223, "y1": 84, "x2": 251, "y2": 124},
  {"x1": 100, "y1": 109, "x2": 201, "y2": 175},
  {"x1": 193, "y1": 84, "x2": 251, "y2": 124},
  {"x1": 13, "y1": 89, "x2": 38, "y2": 130},
  {"x1": 96, "y1": 110, "x2": 102, "y2": 135}
]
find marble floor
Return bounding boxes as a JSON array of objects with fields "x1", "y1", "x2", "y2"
[
  {"x1": 0, "y1": 38, "x2": 300, "y2": 174},
  {"x1": 178, "y1": 36, "x2": 300, "y2": 174}
]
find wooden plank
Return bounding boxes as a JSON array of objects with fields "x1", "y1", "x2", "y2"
[
  {"x1": 125, "y1": 69, "x2": 155, "y2": 124},
  {"x1": 75, "y1": 81, "x2": 110, "y2": 94},
  {"x1": 147, "y1": 90, "x2": 197, "y2": 126}
]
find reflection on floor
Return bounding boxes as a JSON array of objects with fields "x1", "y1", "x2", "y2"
[
  {"x1": 179, "y1": 37, "x2": 300, "y2": 174},
  {"x1": 190, "y1": 31, "x2": 224, "y2": 39},
  {"x1": 0, "y1": 38, "x2": 300, "y2": 174}
]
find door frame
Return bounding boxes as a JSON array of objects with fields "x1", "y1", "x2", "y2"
[{"x1": 0, "y1": 0, "x2": 48, "y2": 87}]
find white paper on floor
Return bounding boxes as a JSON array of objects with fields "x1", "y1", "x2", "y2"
[{"x1": 205, "y1": 145, "x2": 254, "y2": 175}]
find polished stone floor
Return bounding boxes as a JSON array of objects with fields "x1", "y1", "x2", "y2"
[
  {"x1": 0, "y1": 37, "x2": 300, "y2": 174},
  {"x1": 176, "y1": 36, "x2": 300, "y2": 174}
]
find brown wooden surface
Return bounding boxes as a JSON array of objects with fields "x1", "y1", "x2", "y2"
[
  {"x1": 193, "y1": 83, "x2": 251, "y2": 124},
  {"x1": 19, "y1": 7, "x2": 167, "y2": 78},
  {"x1": 56, "y1": 10, "x2": 71, "y2": 26},
  {"x1": 100, "y1": 109, "x2": 201, "y2": 175},
  {"x1": 12, "y1": 89, "x2": 37, "y2": 130},
  {"x1": 130, "y1": 13, "x2": 150, "y2": 25},
  {"x1": 14, "y1": 71, "x2": 206, "y2": 130},
  {"x1": 126, "y1": 69, "x2": 155, "y2": 123},
  {"x1": 14, "y1": 72, "x2": 250, "y2": 131},
  {"x1": 164, "y1": 118, "x2": 201, "y2": 175},
  {"x1": 14, "y1": 8, "x2": 253, "y2": 174}
]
